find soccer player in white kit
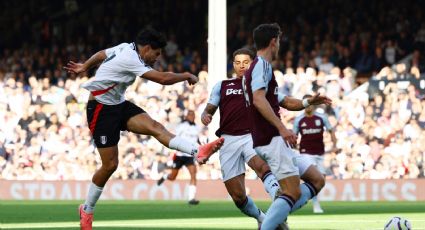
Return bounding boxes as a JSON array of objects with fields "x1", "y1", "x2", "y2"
[
  {"x1": 158, "y1": 110, "x2": 201, "y2": 205},
  {"x1": 64, "y1": 28, "x2": 224, "y2": 230},
  {"x1": 243, "y1": 23, "x2": 331, "y2": 230},
  {"x1": 293, "y1": 94, "x2": 337, "y2": 213}
]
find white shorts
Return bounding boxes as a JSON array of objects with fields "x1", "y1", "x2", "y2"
[
  {"x1": 301, "y1": 154, "x2": 325, "y2": 174},
  {"x1": 219, "y1": 134, "x2": 257, "y2": 182},
  {"x1": 255, "y1": 136, "x2": 300, "y2": 180}
]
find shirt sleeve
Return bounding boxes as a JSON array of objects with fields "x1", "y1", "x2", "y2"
[
  {"x1": 207, "y1": 81, "x2": 222, "y2": 106},
  {"x1": 129, "y1": 56, "x2": 153, "y2": 77},
  {"x1": 105, "y1": 43, "x2": 128, "y2": 57},
  {"x1": 322, "y1": 115, "x2": 333, "y2": 131},
  {"x1": 251, "y1": 59, "x2": 268, "y2": 92},
  {"x1": 293, "y1": 116, "x2": 300, "y2": 134},
  {"x1": 278, "y1": 92, "x2": 287, "y2": 104},
  {"x1": 175, "y1": 123, "x2": 184, "y2": 136}
]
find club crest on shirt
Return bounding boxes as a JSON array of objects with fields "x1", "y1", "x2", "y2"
[
  {"x1": 315, "y1": 119, "x2": 321, "y2": 126},
  {"x1": 100, "y1": 136, "x2": 107, "y2": 145}
]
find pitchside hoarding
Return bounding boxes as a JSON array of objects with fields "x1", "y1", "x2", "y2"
[{"x1": 0, "y1": 179, "x2": 424, "y2": 201}]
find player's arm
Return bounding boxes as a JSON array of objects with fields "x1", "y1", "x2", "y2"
[
  {"x1": 253, "y1": 89, "x2": 297, "y2": 148},
  {"x1": 279, "y1": 93, "x2": 333, "y2": 111},
  {"x1": 201, "y1": 81, "x2": 221, "y2": 125},
  {"x1": 250, "y1": 61, "x2": 297, "y2": 147},
  {"x1": 321, "y1": 114, "x2": 338, "y2": 152},
  {"x1": 329, "y1": 129, "x2": 337, "y2": 152},
  {"x1": 201, "y1": 104, "x2": 218, "y2": 126},
  {"x1": 323, "y1": 115, "x2": 338, "y2": 152},
  {"x1": 142, "y1": 70, "x2": 198, "y2": 85},
  {"x1": 64, "y1": 50, "x2": 107, "y2": 74},
  {"x1": 279, "y1": 94, "x2": 304, "y2": 111}
]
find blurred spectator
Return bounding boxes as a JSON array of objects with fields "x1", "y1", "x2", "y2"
[{"x1": 0, "y1": 0, "x2": 424, "y2": 181}]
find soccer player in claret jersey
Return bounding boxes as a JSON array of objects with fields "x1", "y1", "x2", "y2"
[
  {"x1": 202, "y1": 48, "x2": 330, "y2": 229},
  {"x1": 64, "y1": 28, "x2": 224, "y2": 230},
  {"x1": 201, "y1": 48, "x2": 280, "y2": 228},
  {"x1": 293, "y1": 94, "x2": 337, "y2": 213},
  {"x1": 243, "y1": 23, "x2": 332, "y2": 229}
]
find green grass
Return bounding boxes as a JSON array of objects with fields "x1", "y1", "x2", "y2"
[{"x1": 1, "y1": 200, "x2": 424, "y2": 229}]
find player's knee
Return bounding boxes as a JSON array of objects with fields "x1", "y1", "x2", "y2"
[
  {"x1": 313, "y1": 174, "x2": 325, "y2": 192},
  {"x1": 102, "y1": 161, "x2": 118, "y2": 173},
  {"x1": 167, "y1": 174, "x2": 176, "y2": 181}
]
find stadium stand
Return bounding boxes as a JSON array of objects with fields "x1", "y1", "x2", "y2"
[{"x1": 0, "y1": 0, "x2": 424, "y2": 181}]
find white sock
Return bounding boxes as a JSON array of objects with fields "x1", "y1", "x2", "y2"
[
  {"x1": 258, "y1": 210, "x2": 266, "y2": 222},
  {"x1": 163, "y1": 174, "x2": 169, "y2": 180},
  {"x1": 83, "y1": 182, "x2": 103, "y2": 214},
  {"x1": 262, "y1": 172, "x2": 280, "y2": 200},
  {"x1": 312, "y1": 196, "x2": 320, "y2": 206},
  {"x1": 169, "y1": 136, "x2": 199, "y2": 156},
  {"x1": 188, "y1": 185, "x2": 197, "y2": 200}
]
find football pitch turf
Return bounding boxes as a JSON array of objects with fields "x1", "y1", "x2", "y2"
[{"x1": 1, "y1": 201, "x2": 424, "y2": 230}]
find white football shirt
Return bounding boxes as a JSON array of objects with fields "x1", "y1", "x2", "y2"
[{"x1": 81, "y1": 42, "x2": 152, "y2": 105}]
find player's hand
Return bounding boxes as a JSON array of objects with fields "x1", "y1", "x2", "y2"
[
  {"x1": 63, "y1": 61, "x2": 86, "y2": 74},
  {"x1": 186, "y1": 73, "x2": 198, "y2": 85},
  {"x1": 308, "y1": 93, "x2": 332, "y2": 106},
  {"x1": 201, "y1": 113, "x2": 212, "y2": 126},
  {"x1": 330, "y1": 146, "x2": 338, "y2": 153},
  {"x1": 279, "y1": 128, "x2": 297, "y2": 148}
]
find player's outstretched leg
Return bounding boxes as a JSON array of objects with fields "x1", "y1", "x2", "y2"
[
  {"x1": 126, "y1": 113, "x2": 224, "y2": 164},
  {"x1": 196, "y1": 137, "x2": 225, "y2": 164}
]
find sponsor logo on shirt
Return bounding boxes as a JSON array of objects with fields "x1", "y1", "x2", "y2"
[
  {"x1": 226, "y1": 88, "x2": 243, "y2": 95},
  {"x1": 302, "y1": 128, "x2": 322, "y2": 135}
]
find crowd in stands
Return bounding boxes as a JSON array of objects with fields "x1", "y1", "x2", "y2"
[{"x1": 0, "y1": 0, "x2": 424, "y2": 181}]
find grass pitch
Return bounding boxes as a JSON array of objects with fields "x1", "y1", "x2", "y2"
[{"x1": 1, "y1": 200, "x2": 424, "y2": 229}]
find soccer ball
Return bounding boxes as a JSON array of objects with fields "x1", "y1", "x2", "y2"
[{"x1": 384, "y1": 217, "x2": 412, "y2": 230}]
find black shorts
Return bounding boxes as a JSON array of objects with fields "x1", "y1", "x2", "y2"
[
  {"x1": 172, "y1": 155, "x2": 195, "y2": 169},
  {"x1": 86, "y1": 100, "x2": 146, "y2": 148}
]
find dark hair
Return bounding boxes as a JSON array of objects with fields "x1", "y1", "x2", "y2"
[
  {"x1": 303, "y1": 94, "x2": 312, "y2": 99},
  {"x1": 253, "y1": 23, "x2": 281, "y2": 50},
  {"x1": 232, "y1": 48, "x2": 255, "y2": 60},
  {"x1": 136, "y1": 28, "x2": 166, "y2": 49}
]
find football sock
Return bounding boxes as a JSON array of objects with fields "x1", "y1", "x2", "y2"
[
  {"x1": 291, "y1": 182, "x2": 317, "y2": 213},
  {"x1": 188, "y1": 185, "x2": 197, "y2": 200},
  {"x1": 237, "y1": 196, "x2": 263, "y2": 221},
  {"x1": 261, "y1": 195, "x2": 294, "y2": 229},
  {"x1": 261, "y1": 171, "x2": 280, "y2": 200},
  {"x1": 83, "y1": 182, "x2": 103, "y2": 214},
  {"x1": 169, "y1": 136, "x2": 199, "y2": 156},
  {"x1": 312, "y1": 196, "x2": 319, "y2": 205},
  {"x1": 163, "y1": 174, "x2": 169, "y2": 180}
]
